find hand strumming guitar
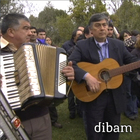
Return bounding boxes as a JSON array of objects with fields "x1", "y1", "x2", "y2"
[{"x1": 84, "y1": 73, "x2": 101, "y2": 93}]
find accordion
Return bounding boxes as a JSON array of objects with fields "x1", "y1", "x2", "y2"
[
  {"x1": 0, "y1": 89, "x2": 30, "y2": 140},
  {"x1": 0, "y1": 43, "x2": 67, "y2": 110},
  {"x1": 124, "y1": 36, "x2": 136, "y2": 47}
]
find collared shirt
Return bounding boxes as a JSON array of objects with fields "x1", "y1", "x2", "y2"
[
  {"x1": 83, "y1": 38, "x2": 109, "y2": 80},
  {"x1": 94, "y1": 38, "x2": 109, "y2": 62},
  {"x1": 0, "y1": 37, "x2": 17, "y2": 52}
]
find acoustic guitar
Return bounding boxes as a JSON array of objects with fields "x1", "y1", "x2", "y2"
[{"x1": 71, "y1": 58, "x2": 140, "y2": 102}]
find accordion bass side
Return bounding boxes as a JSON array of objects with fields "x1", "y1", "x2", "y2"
[{"x1": 0, "y1": 43, "x2": 67, "y2": 110}]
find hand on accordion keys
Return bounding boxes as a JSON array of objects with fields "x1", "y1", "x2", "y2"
[{"x1": 61, "y1": 61, "x2": 74, "y2": 81}]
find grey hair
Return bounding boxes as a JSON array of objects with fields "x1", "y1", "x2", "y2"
[
  {"x1": 88, "y1": 13, "x2": 109, "y2": 29},
  {"x1": 1, "y1": 13, "x2": 30, "y2": 35}
]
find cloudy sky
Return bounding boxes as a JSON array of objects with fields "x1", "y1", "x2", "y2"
[{"x1": 24, "y1": 0, "x2": 71, "y2": 17}]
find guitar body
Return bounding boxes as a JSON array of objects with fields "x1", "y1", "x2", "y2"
[{"x1": 72, "y1": 58, "x2": 123, "y2": 102}]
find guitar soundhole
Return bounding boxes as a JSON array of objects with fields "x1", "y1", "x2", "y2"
[{"x1": 100, "y1": 70, "x2": 110, "y2": 82}]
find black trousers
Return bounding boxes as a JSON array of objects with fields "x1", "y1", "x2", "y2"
[
  {"x1": 68, "y1": 87, "x2": 82, "y2": 114},
  {"x1": 49, "y1": 102, "x2": 58, "y2": 124},
  {"x1": 82, "y1": 90, "x2": 120, "y2": 140}
]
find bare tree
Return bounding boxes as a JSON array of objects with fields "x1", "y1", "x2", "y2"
[
  {"x1": 102, "y1": 0, "x2": 140, "y2": 14},
  {"x1": 0, "y1": 0, "x2": 25, "y2": 20}
]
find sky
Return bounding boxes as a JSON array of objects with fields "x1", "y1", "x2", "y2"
[{"x1": 24, "y1": 0, "x2": 71, "y2": 17}]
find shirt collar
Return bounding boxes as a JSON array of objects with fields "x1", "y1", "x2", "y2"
[
  {"x1": 0, "y1": 37, "x2": 17, "y2": 52},
  {"x1": 94, "y1": 38, "x2": 108, "y2": 46},
  {"x1": 0, "y1": 36, "x2": 9, "y2": 49}
]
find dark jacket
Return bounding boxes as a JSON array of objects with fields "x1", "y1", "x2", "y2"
[
  {"x1": 131, "y1": 48, "x2": 140, "y2": 95},
  {"x1": 68, "y1": 37, "x2": 139, "y2": 114},
  {"x1": 62, "y1": 39, "x2": 75, "y2": 53}
]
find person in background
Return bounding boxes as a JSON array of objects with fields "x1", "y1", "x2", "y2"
[
  {"x1": 45, "y1": 37, "x2": 56, "y2": 47},
  {"x1": 37, "y1": 28, "x2": 46, "y2": 39},
  {"x1": 30, "y1": 26, "x2": 39, "y2": 43},
  {"x1": 62, "y1": 29, "x2": 83, "y2": 119},
  {"x1": 49, "y1": 102, "x2": 63, "y2": 128},
  {"x1": 37, "y1": 28, "x2": 48, "y2": 45},
  {"x1": 107, "y1": 22, "x2": 114, "y2": 38},
  {"x1": 45, "y1": 36, "x2": 63, "y2": 128},
  {"x1": 45, "y1": 37, "x2": 52, "y2": 46},
  {"x1": 83, "y1": 25, "x2": 93, "y2": 39},
  {"x1": 119, "y1": 30, "x2": 138, "y2": 120},
  {"x1": 103, "y1": 12, "x2": 120, "y2": 39},
  {"x1": 119, "y1": 30, "x2": 135, "y2": 52},
  {"x1": 78, "y1": 26, "x2": 84, "y2": 33},
  {"x1": 66, "y1": 34, "x2": 85, "y2": 57},
  {"x1": 120, "y1": 30, "x2": 131, "y2": 40},
  {"x1": 107, "y1": 22, "x2": 120, "y2": 39},
  {"x1": 0, "y1": 13, "x2": 74, "y2": 140},
  {"x1": 131, "y1": 30, "x2": 140, "y2": 37},
  {"x1": 62, "y1": 29, "x2": 83, "y2": 52},
  {"x1": 68, "y1": 13, "x2": 139, "y2": 140},
  {"x1": 131, "y1": 34, "x2": 140, "y2": 108}
]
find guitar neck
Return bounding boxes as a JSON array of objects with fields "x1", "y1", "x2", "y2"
[{"x1": 109, "y1": 61, "x2": 140, "y2": 77}]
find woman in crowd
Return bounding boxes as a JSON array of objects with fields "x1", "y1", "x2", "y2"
[{"x1": 46, "y1": 37, "x2": 54, "y2": 46}]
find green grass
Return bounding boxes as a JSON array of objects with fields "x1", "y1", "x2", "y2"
[
  {"x1": 119, "y1": 111, "x2": 140, "y2": 140},
  {"x1": 52, "y1": 99, "x2": 140, "y2": 140}
]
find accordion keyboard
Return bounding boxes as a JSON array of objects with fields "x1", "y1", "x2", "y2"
[{"x1": 0, "y1": 54, "x2": 21, "y2": 109}]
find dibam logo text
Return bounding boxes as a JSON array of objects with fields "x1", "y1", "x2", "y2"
[{"x1": 94, "y1": 122, "x2": 132, "y2": 133}]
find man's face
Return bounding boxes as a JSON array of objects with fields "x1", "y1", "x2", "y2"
[
  {"x1": 107, "y1": 27, "x2": 114, "y2": 38},
  {"x1": 37, "y1": 32, "x2": 46, "y2": 39},
  {"x1": 90, "y1": 19, "x2": 108, "y2": 42},
  {"x1": 12, "y1": 20, "x2": 31, "y2": 49},
  {"x1": 30, "y1": 29, "x2": 37, "y2": 42}
]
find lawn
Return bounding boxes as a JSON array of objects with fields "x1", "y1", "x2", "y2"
[{"x1": 52, "y1": 99, "x2": 140, "y2": 140}]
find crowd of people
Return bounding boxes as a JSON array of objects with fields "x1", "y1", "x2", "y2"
[{"x1": 0, "y1": 12, "x2": 140, "y2": 140}]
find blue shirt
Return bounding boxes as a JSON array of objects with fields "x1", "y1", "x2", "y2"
[
  {"x1": 94, "y1": 39, "x2": 109, "y2": 62},
  {"x1": 83, "y1": 38, "x2": 109, "y2": 79}
]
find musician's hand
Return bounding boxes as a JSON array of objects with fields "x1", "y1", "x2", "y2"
[
  {"x1": 85, "y1": 73, "x2": 101, "y2": 93},
  {"x1": 62, "y1": 61, "x2": 74, "y2": 80},
  {"x1": 0, "y1": 74, "x2": 2, "y2": 88}
]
